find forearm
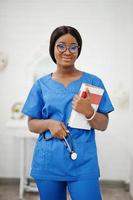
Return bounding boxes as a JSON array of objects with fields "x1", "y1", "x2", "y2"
[
  {"x1": 28, "y1": 118, "x2": 52, "y2": 134},
  {"x1": 86, "y1": 112, "x2": 109, "y2": 131}
]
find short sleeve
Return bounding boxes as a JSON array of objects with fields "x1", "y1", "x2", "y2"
[
  {"x1": 21, "y1": 80, "x2": 44, "y2": 119},
  {"x1": 93, "y1": 78, "x2": 114, "y2": 114}
]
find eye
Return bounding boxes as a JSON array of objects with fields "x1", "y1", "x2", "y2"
[
  {"x1": 57, "y1": 43, "x2": 66, "y2": 52},
  {"x1": 70, "y1": 45, "x2": 79, "y2": 53}
]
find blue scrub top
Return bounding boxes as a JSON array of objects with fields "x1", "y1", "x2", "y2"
[{"x1": 22, "y1": 72, "x2": 114, "y2": 181}]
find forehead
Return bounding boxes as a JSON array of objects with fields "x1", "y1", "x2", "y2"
[{"x1": 56, "y1": 33, "x2": 78, "y2": 44}]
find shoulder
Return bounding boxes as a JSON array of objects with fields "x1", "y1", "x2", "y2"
[
  {"x1": 83, "y1": 71, "x2": 104, "y2": 86},
  {"x1": 38, "y1": 73, "x2": 51, "y2": 82},
  {"x1": 29, "y1": 74, "x2": 51, "y2": 93},
  {"x1": 35, "y1": 73, "x2": 51, "y2": 87}
]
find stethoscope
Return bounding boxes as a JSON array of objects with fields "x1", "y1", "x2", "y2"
[
  {"x1": 43, "y1": 132, "x2": 78, "y2": 160},
  {"x1": 63, "y1": 134, "x2": 78, "y2": 160}
]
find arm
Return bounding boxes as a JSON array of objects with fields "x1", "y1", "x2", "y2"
[
  {"x1": 28, "y1": 117, "x2": 51, "y2": 133},
  {"x1": 86, "y1": 112, "x2": 109, "y2": 131},
  {"x1": 28, "y1": 117, "x2": 68, "y2": 139}
]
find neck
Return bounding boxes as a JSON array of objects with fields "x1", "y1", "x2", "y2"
[{"x1": 55, "y1": 65, "x2": 77, "y2": 76}]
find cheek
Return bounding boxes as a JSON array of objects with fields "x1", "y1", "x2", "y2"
[
  {"x1": 73, "y1": 54, "x2": 78, "y2": 62},
  {"x1": 54, "y1": 48, "x2": 60, "y2": 62},
  {"x1": 75, "y1": 53, "x2": 78, "y2": 59},
  {"x1": 54, "y1": 54, "x2": 60, "y2": 63}
]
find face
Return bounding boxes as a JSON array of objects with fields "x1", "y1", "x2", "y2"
[{"x1": 54, "y1": 33, "x2": 79, "y2": 67}]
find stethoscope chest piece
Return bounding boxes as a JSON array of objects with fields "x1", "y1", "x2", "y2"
[{"x1": 70, "y1": 151, "x2": 78, "y2": 160}]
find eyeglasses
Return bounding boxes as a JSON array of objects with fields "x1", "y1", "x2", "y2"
[{"x1": 56, "y1": 43, "x2": 79, "y2": 54}]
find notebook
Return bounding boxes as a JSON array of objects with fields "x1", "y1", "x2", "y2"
[{"x1": 68, "y1": 83, "x2": 104, "y2": 130}]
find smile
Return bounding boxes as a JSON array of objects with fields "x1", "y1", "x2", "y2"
[{"x1": 62, "y1": 57, "x2": 72, "y2": 61}]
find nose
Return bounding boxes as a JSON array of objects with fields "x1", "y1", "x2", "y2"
[{"x1": 64, "y1": 48, "x2": 71, "y2": 54}]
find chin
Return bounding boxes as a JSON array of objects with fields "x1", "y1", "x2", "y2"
[{"x1": 61, "y1": 60, "x2": 74, "y2": 67}]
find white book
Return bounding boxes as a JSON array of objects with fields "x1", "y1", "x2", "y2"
[{"x1": 68, "y1": 83, "x2": 104, "y2": 130}]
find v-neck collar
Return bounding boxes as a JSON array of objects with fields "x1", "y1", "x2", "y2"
[{"x1": 49, "y1": 72, "x2": 85, "y2": 89}]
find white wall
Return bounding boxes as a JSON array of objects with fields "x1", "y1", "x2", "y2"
[{"x1": 0, "y1": 0, "x2": 133, "y2": 181}]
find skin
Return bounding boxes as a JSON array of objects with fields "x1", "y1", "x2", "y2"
[{"x1": 28, "y1": 33, "x2": 109, "y2": 139}]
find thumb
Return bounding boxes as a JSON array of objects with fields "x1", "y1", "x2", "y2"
[
  {"x1": 61, "y1": 122, "x2": 69, "y2": 133},
  {"x1": 81, "y1": 89, "x2": 90, "y2": 98},
  {"x1": 85, "y1": 89, "x2": 91, "y2": 96}
]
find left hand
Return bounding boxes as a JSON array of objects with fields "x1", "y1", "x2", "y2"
[{"x1": 72, "y1": 90, "x2": 94, "y2": 118}]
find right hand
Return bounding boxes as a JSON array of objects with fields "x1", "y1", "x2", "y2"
[
  {"x1": 47, "y1": 119, "x2": 69, "y2": 139},
  {"x1": 72, "y1": 90, "x2": 94, "y2": 118}
]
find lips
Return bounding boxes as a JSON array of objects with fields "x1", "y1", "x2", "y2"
[{"x1": 62, "y1": 57, "x2": 72, "y2": 61}]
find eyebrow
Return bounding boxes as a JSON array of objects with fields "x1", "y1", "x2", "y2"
[{"x1": 57, "y1": 42, "x2": 78, "y2": 45}]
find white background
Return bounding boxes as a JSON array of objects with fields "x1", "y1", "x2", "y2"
[{"x1": 0, "y1": 0, "x2": 133, "y2": 182}]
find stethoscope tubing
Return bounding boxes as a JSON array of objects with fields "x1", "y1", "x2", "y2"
[
  {"x1": 63, "y1": 136, "x2": 72, "y2": 153},
  {"x1": 43, "y1": 132, "x2": 77, "y2": 160}
]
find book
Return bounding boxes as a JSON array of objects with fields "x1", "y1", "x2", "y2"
[{"x1": 68, "y1": 83, "x2": 104, "y2": 130}]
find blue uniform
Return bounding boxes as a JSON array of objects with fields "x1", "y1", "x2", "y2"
[{"x1": 22, "y1": 72, "x2": 114, "y2": 199}]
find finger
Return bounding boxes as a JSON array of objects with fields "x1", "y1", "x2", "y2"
[
  {"x1": 73, "y1": 95, "x2": 80, "y2": 104},
  {"x1": 85, "y1": 89, "x2": 91, "y2": 96},
  {"x1": 80, "y1": 91, "x2": 87, "y2": 98},
  {"x1": 60, "y1": 123, "x2": 69, "y2": 135},
  {"x1": 85, "y1": 89, "x2": 92, "y2": 101},
  {"x1": 55, "y1": 130, "x2": 66, "y2": 139},
  {"x1": 73, "y1": 95, "x2": 79, "y2": 101},
  {"x1": 72, "y1": 99, "x2": 77, "y2": 106},
  {"x1": 61, "y1": 122, "x2": 68, "y2": 132},
  {"x1": 60, "y1": 131, "x2": 67, "y2": 139},
  {"x1": 72, "y1": 104, "x2": 76, "y2": 110},
  {"x1": 72, "y1": 99, "x2": 78, "y2": 109}
]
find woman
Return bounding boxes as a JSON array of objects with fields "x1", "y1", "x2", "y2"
[{"x1": 22, "y1": 25, "x2": 114, "y2": 200}]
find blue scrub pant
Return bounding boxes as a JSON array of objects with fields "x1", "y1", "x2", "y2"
[{"x1": 35, "y1": 179, "x2": 102, "y2": 200}]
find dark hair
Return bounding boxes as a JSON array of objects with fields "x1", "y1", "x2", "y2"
[{"x1": 49, "y1": 25, "x2": 82, "y2": 63}]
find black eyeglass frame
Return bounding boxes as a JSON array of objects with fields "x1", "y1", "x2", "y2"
[{"x1": 56, "y1": 43, "x2": 80, "y2": 54}]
